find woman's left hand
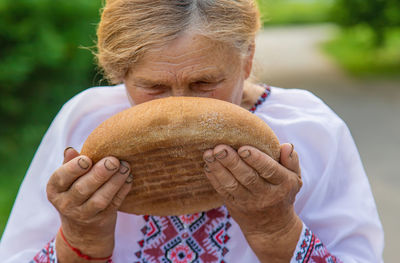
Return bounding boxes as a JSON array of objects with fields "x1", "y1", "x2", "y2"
[{"x1": 203, "y1": 143, "x2": 303, "y2": 263}]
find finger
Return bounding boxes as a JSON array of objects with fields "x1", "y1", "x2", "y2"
[
  {"x1": 48, "y1": 155, "x2": 92, "y2": 194},
  {"x1": 203, "y1": 161, "x2": 232, "y2": 202},
  {"x1": 280, "y1": 143, "x2": 301, "y2": 176},
  {"x1": 63, "y1": 147, "x2": 79, "y2": 164},
  {"x1": 280, "y1": 144, "x2": 303, "y2": 193},
  {"x1": 210, "y1": 145, "x2": 264, "y2": 192},
  {"x1": 238, "y1": 146, "x2": 283, "y2": 185},
  {"x1": 203, "y1": 150, "x2": 229, "y2": 198},
  {"x1": 203, "y1": 149, "x2": 248, "y2": 201},
  {"x1": 109, "y1": 173, "x2": 134, "y2": 210},
  {"x1": 68, "y1": 157, "x2": 120, "y2": 205},
  {"x1": 82, "y1": 161, "x2": 132, "y2": 214}
]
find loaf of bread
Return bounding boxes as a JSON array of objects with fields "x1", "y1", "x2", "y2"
[{"x1": 81, "y1": 96, "x2": 280, "y2": 216}]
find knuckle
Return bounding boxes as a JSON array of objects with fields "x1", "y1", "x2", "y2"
[
  {"x1": 73, "y1": 181, "x2": 88, "y2": 197},
  {"x1": 242, "y1": 171, "x2": 258, "y2": 186},
  {"x1": 92, "y1": 165, "x2": 110, "y2": 184},
  {"x1": 49, "y1": 170, "x2": 63, "y2": 188},
  {"x1": 287, "y1": 172, "x2": 302, "y2": 191},
  {"x1": 57, "y1": 198, "x2": 73, "y2": 214},
  {"x1": 225, "y1": 153, "x2": 241, "y2": 169},
  {"x1": 224, "y1": 182, "x2": 239, "y2": 193},
  {"x1": 64, "y1": 162, "x2": 76, "y2": 175},
  {"x1": 46, "y1": 188, "x2": 56, "y2": 202},
  {"x1": 297, "y1": 177, "x2": 303, "y2": 189},
  {"x1": 64, "y1": 161, "x2": 82, "y2": 178},
  {"x1": 261, "y1": 160, "x2": 278, "y2": 177},
  {"x1": 248, "y1": 151, "x2": 271, "y2": 171},
  {"x1": 57, "y1": 177, "x2": 66, "y2": 188},
  {"x1": 91, "y1": 197, "x2": 109, "y2": 211},
  {"x1": 111, "y1": 194, "x2": 124, "y2": 208},
  {"x1": 214, "y1": 185, "x2": 228, "y2": 196}
]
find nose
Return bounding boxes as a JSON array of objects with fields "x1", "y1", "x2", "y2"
[{"x1": 171, "y1": 85, "x2": 191, "y2": 97}]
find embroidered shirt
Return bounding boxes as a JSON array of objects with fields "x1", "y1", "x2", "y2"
[{"x1": 0, "y1": 85, "x2": 384, "y2": 262}]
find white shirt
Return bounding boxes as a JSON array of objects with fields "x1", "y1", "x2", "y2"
[{"x1": 0, "y1": 85, "x2": 384, "y2": 262}]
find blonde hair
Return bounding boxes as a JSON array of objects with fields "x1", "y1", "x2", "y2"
[{"x1": 96, "y1": 0, "x2": 260, "y2": 84}]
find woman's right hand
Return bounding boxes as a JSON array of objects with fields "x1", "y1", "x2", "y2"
[{"x1": 46, "y1": 147, "x2": 133, "y2": 262}]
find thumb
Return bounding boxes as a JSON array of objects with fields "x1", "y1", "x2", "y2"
[
  {"x1": 280, "y1": 143, "x2": 301, "y2": 176},
  {"x1": 63, "y1": 147, "x2": 80, "y2": 164}
]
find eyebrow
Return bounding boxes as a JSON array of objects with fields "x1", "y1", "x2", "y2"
[
  {"x1": 190, "y1": 72, "x2": 225, "y2": 82},
  {"x1": 132, "y1": 72, "x2": 225, "y2": 86},
  {"x1": 132, "y1": 78, "x2": 162, "y2": 86}
]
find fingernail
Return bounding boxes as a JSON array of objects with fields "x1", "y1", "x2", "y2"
[
  {"x1": 104, "y1": 159, "x2": 118, "y2": 171},
  {"x1": 215, "y1": 149, "x2": 227, "y2": 159},
  {"x1": 239, "y1": 149, "x2": 251, "y2": 159},
  {"x1": 204, "y1": 164, "x2": 211, "y2": 173},
  {"x1": 63, "y1": 146, "x2": 74, "y2": 158},
  {"x1": 78, "y1": 157, "x2": 89, "y2": 170},
  {"x1": 204, "y1": 155, "x2": 215, "y2": 163},
  {"x1": 125, "y1": 174, "x2": 134, "y2": 184},
  {"x1": 119, "y1": 161, "x2": 129, "y2": 174},
  {"x1": 289, "y1": 143, "x2": 294, "y2": 158}
]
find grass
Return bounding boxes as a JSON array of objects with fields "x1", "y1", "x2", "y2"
[
  {"x1": 257, "y1": 0, "x2": 333, "y2": 26},
  {"x1": 322, "y1": 26, "x2": 400, "y2": 77}
]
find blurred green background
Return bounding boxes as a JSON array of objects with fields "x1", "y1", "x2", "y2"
[{"x1": 1, "y1": 0, "x2": 399, "y2": 241}]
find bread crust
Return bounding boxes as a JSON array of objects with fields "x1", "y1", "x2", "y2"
[{"x1": 81, "y1": 96, "x2": 280, "y2": 215}]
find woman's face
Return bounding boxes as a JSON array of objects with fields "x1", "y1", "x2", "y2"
[{"x1": 124, "y1": 33, "x2": 254, "y2": 106}]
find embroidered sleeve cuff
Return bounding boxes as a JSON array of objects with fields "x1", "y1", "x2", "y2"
[
  {"x1": 30, "y1": 238, "x2": 113, "y2": 263},
  {"x1": 30, "y1": 238, "x2": 57, "y2": 263},
  {"x1": 291, "y1": 223, "x2": 343, "y2": 263}
]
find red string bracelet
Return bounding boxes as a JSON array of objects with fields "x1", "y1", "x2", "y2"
[{"x1": 59, "y1": 227, "x2": 112, "y2": 261}]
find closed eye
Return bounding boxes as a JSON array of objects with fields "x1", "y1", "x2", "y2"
[
  {"x1": 190, "y1": 79, "x2": 224, "y2": 92},
  {"x1": 144, "y1": 84, "x2": 168, "y2": 95}
]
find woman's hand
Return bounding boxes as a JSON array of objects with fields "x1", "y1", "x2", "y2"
[
  {"x1": 46, "y1": 147, "x2": 133, "y2": 262},
  {"x1": 203, "y1": 143, "x2": 303, "y2": 263}
]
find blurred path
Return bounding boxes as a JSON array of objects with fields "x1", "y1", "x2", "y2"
[{"x1": 253, "y1": 24, "x2": 400, "y2": 262}]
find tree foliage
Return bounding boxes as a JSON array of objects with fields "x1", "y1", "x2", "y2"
[
  {"x1": 331, "y1": 0, "x2": 400, "y2": 46},
  {"x1": 0, "y1": 0, "x2": 103, "y2": 129},
  {"x1": 0, "y1": 0, "x2": 104, "y2": 235}
]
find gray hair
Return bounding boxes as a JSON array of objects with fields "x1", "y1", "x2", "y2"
[{"x1": 96, "y1": 0, "x2": 261, "y2": 83}]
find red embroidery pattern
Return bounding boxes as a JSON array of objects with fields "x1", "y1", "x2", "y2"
[
  {"x1": 31, "y1": 238, "x2": 56, "y2": 263},
  {"x1": 249, "y1": 84, "x2": 271, "y2": 113},
  {"x1": 133, "y1": 85, "x2": 269, "y2": 263},
  {"x1": 134, "y1": 206, "x2": 231, "y2": 263},
  {"x1": 31, "y1": 238, "x2": 113, "y2": 263},
  {"x1": 295, "y1": 227, "x2": 342, "y2": 263}
]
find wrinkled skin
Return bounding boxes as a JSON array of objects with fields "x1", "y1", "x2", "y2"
[
  {"x1": 47, "y1": 148, "x2": 133, "y2": 261},
  {"x1": 47, "y1": 33, "x2": 303, "y2": 262},
  {"x1": 203, "y1": 144, "x2": 303, "y2": 262}
]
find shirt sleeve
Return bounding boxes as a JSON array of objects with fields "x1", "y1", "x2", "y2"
[
  {"x1": 0, "y1": 105, "x2": 71, "y2": 262},
  {"x1": 256, "y1": 88, "x2": 384, "y2": 263},
  {"x1": 0, "y1": 86, "x2": 129, "y2": 262},
  {"x1": 295, "y1": 114, "x2": 384, "y2": 263},
  {"x1": 30, "y1": 238, "x2": 114, "y2": 263},
  {"x1": 291, "y1": 222, "x2": 343, "y2": 263},
  {"x1": 30, "y1": 239, "x2": 57, "y2": 263}
]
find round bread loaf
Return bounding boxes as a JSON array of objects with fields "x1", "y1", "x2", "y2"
[{"x1": 81, "y1": 96, "x2": 280, "y2": 216}]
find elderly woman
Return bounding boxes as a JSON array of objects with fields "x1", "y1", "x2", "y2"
[{"x1": 0, "y1": 0, "x2": 383, "y2": 262}]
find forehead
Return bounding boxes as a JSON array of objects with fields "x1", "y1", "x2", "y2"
[{"x1": 128, "y1": 33, "x2": 242, "y2": 82}]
